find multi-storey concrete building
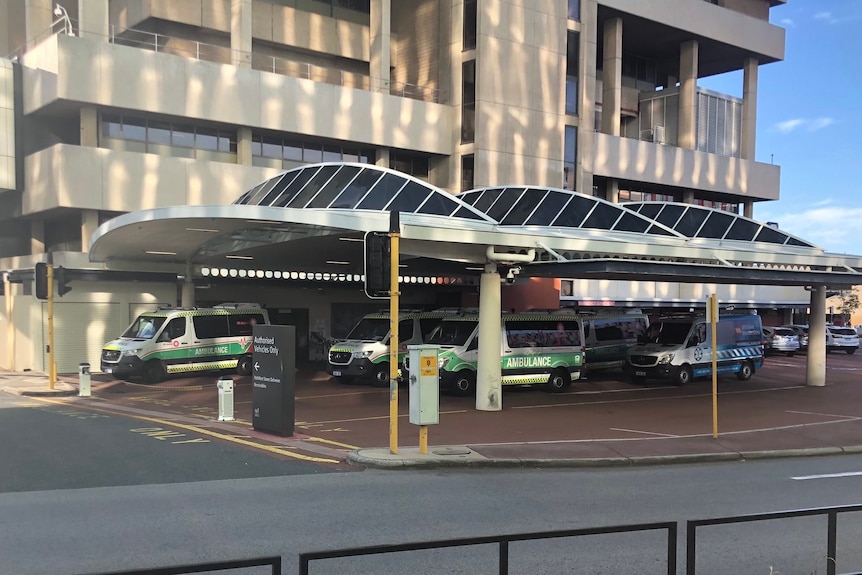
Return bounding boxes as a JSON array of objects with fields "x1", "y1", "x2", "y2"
[{"x1": 1, "y1": 0, "x2": 804, "y2": 373}]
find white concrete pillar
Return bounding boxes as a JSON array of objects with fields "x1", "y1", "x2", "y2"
[
  {"x1": 600, "y1": 17, "x2": 622, "y2": 136},
  {"x1": 25, "y1": 0, "x2": 53, "y2": 47},
  {"x1": 181, "y1": 279, "x2": 195, "y2": 309},
  {"x1": 476, "y1": 263, "x2": 502, "y2": 411},
  {"x1": 231, "y1": 0, "x2": 251, "y2": 68},
  {"x1": 80, "y1": 106, "x2": 98, "y2": 147},
  {"x1": 236, "y1": 127, "x2": 252, "y2": 165},
  {"x1": 77, "y1": 0, "x2": 109, "y2": 40},
  {"x1": 375, "y1": 148, "x2": 390, "y2": 168},
  {"x1": 682, "y1": 190, "x2": 694, "y2": 204},
  {"x1": 31, "y1": 220, "x2": 45, "y2": 254},
  {"x1": 606, "y1": 179, "x2": 619, "y2": 203},
  {"x1": 806, "y1": 286, "x2": 827, "y2": 387},
  {"x1": 81, "y1": 210, "x2": 99, "y2": 253},
  {"x1": 741, "y1": 57, "x2": 758, "y2": 161},
  {"x1": 743, "y1": 200, "x2": 753, "y2": 219},
  {"x1": 370, "y1": 0, "x2": 391, "y2": 93},
  {"x1": 678, "y1": 40, "x2": 698, "y2": 150}
]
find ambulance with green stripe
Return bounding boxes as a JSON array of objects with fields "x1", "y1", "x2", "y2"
[
  {"x1": 100, "y1": 303, "x2": 269, "y2": 383},
  {"x1": 328, "y1": 309, "x2": 458, "y2": 386},
  {"x1": 422, "y1": 313, "x2": 589, "y2": 396}
]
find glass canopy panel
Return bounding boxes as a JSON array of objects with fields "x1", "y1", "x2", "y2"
[
  {"x1": 356, "y1": 174, "x2": 408, "y2": 210},
  {"x1": 696, "y1": 211, "x2": 735, "y2": 239},
  {"x1": 755, "y1": 226, "x2": 789, "y2": 244},
  {"x1": 248, "y1": 174, "x2": 284, "y2": 205},
  {"x1": 583, "y1": 202, "x2": 623, "y2": 229},
  {"x1": 501, "y1": 189, "x2": 543, "y2": 225},
  {"x1": 613, "y1": 212, "x2": 651, "y2": 233},
  {"x1": 271, "y1": 167, "x2": 320, "y2": 207},
  {"x1": 471, "y1": 188, "x2": 505, "y2": 214},
  {"x1": 330, "y1": 169, "x2": 383, "y2": 208},
  {"x1": 724, "y1": 218, "x2": 760, "y2": 241},
  {"x1": 633, "y1": 203, "x2": 662, "y2": 219},
  {"x1": 235, "y1": 181, "x2": 265, "y2": 205},
  {"x1": 486, "y1": 188, "x2": 523, "y2": 222},
  {"x1": 646, "y1": 224, "x2": 675, "y2": 236},
  {"x1": 552, "y1": 195, "x2": 596, "y2": 228},
  {"x1": 526, "y1": 192, "x2": 571, "y2": 225},
  {"x1": 674, "y1": 208, "x2": 709, "y2": 237},
  {"x1": 261, "y1": 171, "x2": 300, "y2": 206},
  {"x1": 456, "y1": 190, "x2": 481, "y2": 206},
  {"x1": 786, "y1": 237, "x2": 815, "y2": 248},
  {"x1": 453, "y1": 206, "x2": 487, "y2": 220},
  {"x1": 417, "y1": 193, "x2": 459, "y2": 216},
  {"x1": 654, "y1": 204, "x2": 686, "y2": 228},
  {"x1": 285, "y1": 165, "x2": 341, "y2": 208},
  {"x1": 386, "y1": 181, "x2": 432, "y2": 212},
  {"x1": 307, "y1": 165, "x2": 362, "y2": 208}
]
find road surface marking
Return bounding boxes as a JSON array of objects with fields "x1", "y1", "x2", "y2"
[
  {"x1": 609, "y1": 427, "x2": 679, "y2": 437},
  {"x1": 787, "y1": 410, "x2": 861, "y2": 420},
  {"x1": 792, "y1": 471, "x2": 862, "y2": 481}
]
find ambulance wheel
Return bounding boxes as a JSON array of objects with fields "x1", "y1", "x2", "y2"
[
  {"x1": 547, "y1": 368, "x2": 572, "y2": 393},
  {"x1": 142, "y1": 360, "x2": 166, "y2": 384},
  {"x1": 372, "y1": 363, "x2": 390, "y2": 387},
  {"x1": 236, "y1": 354, "x2": 253, "y2": 376},
  {"x1": 736, "y1": 360, "x2": 754, "y2": 381},
  {"x1": 674, "y1": 365, "x2": 692, "y2": 386},
  {"x1": 452, "y1": 373, "x2": 476, "y2": 397}
]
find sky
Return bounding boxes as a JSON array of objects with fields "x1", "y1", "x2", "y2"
[{"x1": 698, "y1": 0, "x2": 862, "y2": 255}]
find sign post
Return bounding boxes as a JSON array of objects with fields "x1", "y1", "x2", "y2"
[
  {"x1": 251, "y1": 324, "x2": 295, "y2": 436},
  {"x1": 708, "y1": 293, "x2": 719, "y2": 439}
]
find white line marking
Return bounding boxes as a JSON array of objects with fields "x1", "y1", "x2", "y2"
[
  {"x1": 609, "y1": 427, "x2": 679, "y2": 438},
  {"x1": 787, "y1": 410, "x2": 862, "y2": 420},
  {"x1": 792, "y1": 471, "x2": 862, "y2": 481}
]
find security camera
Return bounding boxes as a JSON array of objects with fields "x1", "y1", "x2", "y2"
[{"x1": 505, "y1": 267, "x2": 521, "y2": 284}]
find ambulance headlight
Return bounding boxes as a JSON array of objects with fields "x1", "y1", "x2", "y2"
[
  {"x1": 353, "y1": 350, "x2": 372, "y2": 359},
  {"x1": 438, "y1": 357, "x2": 449, "y2": 369},
  {"x1": 657, "y1": 353, "x2": 675, "y2": 365},
  {"x1": 122, "y1": 349, "x2": 140, "y2": 357}
]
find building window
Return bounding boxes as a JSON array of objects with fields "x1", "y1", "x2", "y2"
[
  {"x1": 566, "y1": 31, "x2": 579, "y2": 116},
  {"x1": 621, "y1": 54, "x2": 657, "y2": 89},
  {"x1": 461, "y1": 60, "x2": 476, "y2": 144},
  {"x1": 619, "y1": 189, "x2": 675, "y2": 203},
  {"x1": 101, "y1": 114, "x2": 237, "y2": 160},
  {"x1": 391, "y1": 152, "x2": 430, "y2": 181},
  {"x1": 461, "y1": 155, "x2": 474, "y2": 192},
  {"x1": 250, "y1": 132, "x2": 374, "y2": 169},
  {"x1": 563, "y1": 126, "x2": 577, "y2": 191},
  {"x1": 309, "y1": 0, "x2": 371, "y2": 15},
  {"x1": 567, "y1": 0, "x2": 580, "y2": 20},
  {"x1": 463, "y1": 0, "x2": 477, "y2": 50}
]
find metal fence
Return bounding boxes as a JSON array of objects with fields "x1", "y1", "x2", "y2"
[{"x1": 298, "y1": 521, "x2": 678, "y2": 575}]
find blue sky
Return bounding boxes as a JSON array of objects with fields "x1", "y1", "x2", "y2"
[{"x1": 698, "y1": 0, "x2": 862, "y2": 255}]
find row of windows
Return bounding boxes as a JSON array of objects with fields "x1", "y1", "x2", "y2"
[
  {"x1": 251, "y1": 133, "x2": 374, "y2": 165},
  {"x1": 102, "y1": 115, "x2": 237, "y2": 153}
]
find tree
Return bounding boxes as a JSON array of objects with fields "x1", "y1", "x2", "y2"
[{"x1": 836, "y1": 288, "x2": 860, "y2": 325}]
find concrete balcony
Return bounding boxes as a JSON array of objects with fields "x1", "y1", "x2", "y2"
[
  {"x1": 592, "y1": 132, "x2": 780, "y2": 201},
  {"x1": 19, "y1": 34, "x2": 452, "y2": 154},
  {"x1": 23, "y1": 144, "x2": 282, "y2": 216}
]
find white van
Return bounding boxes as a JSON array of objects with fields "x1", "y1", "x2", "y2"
[
  {"x1": 327, "y1": 310, "x2": 457, "y2": 385},
  {"x1": 101, "y1": 303, "x2": 269, "y2": 383},
  {"x1": 625, "y1": 314, "x2": 764, "y2": 385},
  {"x1": 419, "y1": 312, "x2": 589, "y2": 396}
]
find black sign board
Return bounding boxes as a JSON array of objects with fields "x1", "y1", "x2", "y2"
[{"x1": 251, "y1": 324, "x2": 295, "y2": 436}]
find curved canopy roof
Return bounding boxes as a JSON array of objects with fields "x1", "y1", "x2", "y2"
[{"x1": 89, "y1": 162, "x2": 862, "y2": 288}]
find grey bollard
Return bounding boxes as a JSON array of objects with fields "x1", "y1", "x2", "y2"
[{"x1": 78, "y1": 362, "x2": 91, "y2": 397}]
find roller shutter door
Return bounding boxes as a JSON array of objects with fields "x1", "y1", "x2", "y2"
[{"x1": 43, "y1": 302, "x2": 127, "y2": 374}]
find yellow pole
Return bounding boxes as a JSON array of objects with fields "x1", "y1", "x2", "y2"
[
  {"x1": 47, "y1": 265, "x2": 55, "y2": 390},
  {"x1": 5, "y1": 273, "x2": 13, "y2": 371},
  {"x1": 419, "y1": 425, "x2": 428, "y2": 454},
  {"x1": 389, "y1": 213, "x2": 401, "y2": 455},
  {"x1": 711, "y1": 293, "x2": 718, "y2": 439}
]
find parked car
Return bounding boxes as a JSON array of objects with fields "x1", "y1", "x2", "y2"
[
  {"x1": 827, "y1": 326, "x2": 860, "y2": 354},
  {"x1": 762, "y1": 327, "x2": 800, "y2": 356},
  {"x1": 781, "y1": 325, "x2": 809, "y2": 351}
]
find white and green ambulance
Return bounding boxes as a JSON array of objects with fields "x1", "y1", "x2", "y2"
[
  {"x1": 100, "y1": 303, "x2": 269, "y2": 383},
  {"x1": 421, "y1": 313, "x2": 587, "y2": 396}
]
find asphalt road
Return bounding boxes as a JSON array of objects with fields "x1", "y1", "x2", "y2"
[{"x1": 0, "y1": 394, "x2": 345, "y2": 493}]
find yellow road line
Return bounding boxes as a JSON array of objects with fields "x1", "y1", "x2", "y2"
[
  {"x1": 303, "y1": 436, "x2": 359, "y2": 449},
  {"x1": 29, "y1": 397, "x2": 339, "y2": 464}
]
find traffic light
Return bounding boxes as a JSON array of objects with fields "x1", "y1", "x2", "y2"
[
  {"x1": 364, "y1": 231, "x2": 391, "y2": 298},
  {"x1": 34, "y1": 262, "x2": 50, "y2": 300},
  {"x1": 55, "y1": 266, "x2": 72, "y2": 297}
]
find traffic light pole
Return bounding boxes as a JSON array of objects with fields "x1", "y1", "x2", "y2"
[
  {"x1": 388, "y1": 211, "x2": 400, "y2": 455},
  {"x1": 47, "y1": 265, "x2": 56, "y2": 389}
]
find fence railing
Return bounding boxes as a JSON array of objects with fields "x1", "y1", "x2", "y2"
[
  {"x1": 298, "y1": 521, "x2": 678, "y2": 575},
  {"x1": 686, "y1": 503, "x2": 862, "y2": 575},
  {"x1": 108, "y1": 26, "x2": 441, "y2": 103},
  {"x1": 78, "y1": 555, "x2": 282, "y2": 575}
]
